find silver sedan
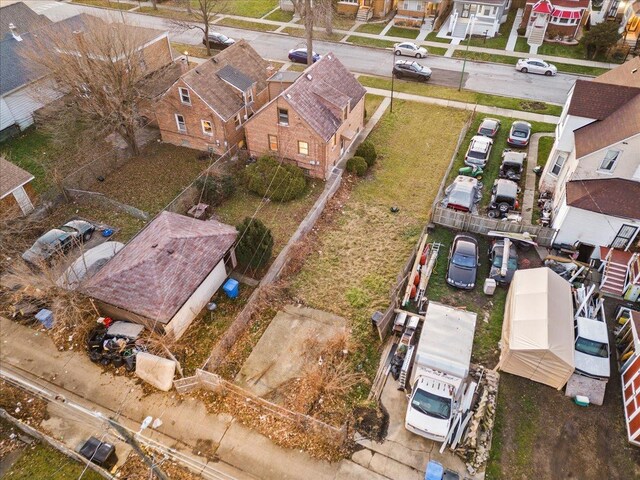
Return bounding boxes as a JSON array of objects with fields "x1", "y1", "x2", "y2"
[{"x1": 515, "y1": 58, "x2": 557, "y2": 76}]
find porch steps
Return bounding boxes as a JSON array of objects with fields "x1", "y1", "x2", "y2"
[
  {"x1": 451, "y1": 20, "x2": 468, "y2": 39},
  {"x1": 527, "y1": 26, "x2": 545, "y2": 46},
  {"x1": 601, "y1": 261, "x2": 628, "y2": 296},
  {"x1": 356, "y1": 6, "x2": 372, "y2": 22}
]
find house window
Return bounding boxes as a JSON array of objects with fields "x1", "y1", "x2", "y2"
[
  {"x1": 551, "y1": 154, "x2": 566, "y2": 176},
  {"x1": 178, "y1": 87, "x2": 191, "y2": 105},
  {"x1": 599, "y1": 149, "x2": 620, "y2": 172},
  {"x1": 268, "y1": 134, "x2": 278, "y2": 151},
  {"x1": 332, "y1": 134, "x2": 337, "y2": 147},
  {"x1": 278, "y1": 108, "x2": 289, "y2": 126},
  {"x1": 246, "y1": 89, "x2": 254, "y2": 104},
  {"x1": 175, "y1": 114, "x2": 186, "y2": 133},
  {"x1": 234, "y1": 114, "x2": 241, "y2": 128},
  {"x1": 298, "y1": 141, "x2": 309, "y2": 155},
  {"x1": 201, "y1": 120, "x2": 213, "y2": 136},
  {"x1": 483, "y1": 6, "x2": 494, "y2": 15}
]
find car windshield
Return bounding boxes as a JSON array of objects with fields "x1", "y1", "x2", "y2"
[
  {"x1": 449, "y1": 189, "x2": 472, "y2": 207},
  {"x1": 217, "y1": 34, "x2": 229, "y2": 42},
  {"x1": 575, "y1": 337, "x2": 608, "y2": 358},
  {"x1": 492, "y1": 255, "x2": 518, "y2": 270},
  {"x1": 452, "y1": 252, "x2": 476, "y2": 268},
  {"x1": 59, "y1": 225, "x2": 77, "y2": 233},
  {"x1": 411, "y1": 389, "x2": 451, "y2": 419},
  {"x1": 512, "y1": 130, "x2": 528, "y2": 138},
  {"x1": 467, "y1": 149, "x2": 486, "y2": 159},
  {"x1": 479, "y1": 127, "x2": 493, "y2": 135}
]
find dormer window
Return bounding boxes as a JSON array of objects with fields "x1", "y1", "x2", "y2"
[
  {"x1": 598, "y1": 149, "x2": 620, "y2": 173},
  {"x1": 179, "y1": 87, "x2": 191, "y2": 105},
  {"x1": 278, "y1": 108, "x2": 289, "y2": 126}
]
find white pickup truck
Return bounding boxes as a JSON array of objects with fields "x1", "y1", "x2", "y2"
[{"x1": 405, "y1": 302, "x2": 477, "y2": 442}]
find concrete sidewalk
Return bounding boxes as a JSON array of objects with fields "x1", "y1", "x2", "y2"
[
  {"x1": 364, "y1": 87, "x2": 561, "y2": 124},
  {"x1": 522, "y1": 132, "x2": 554, "y2": 224}
]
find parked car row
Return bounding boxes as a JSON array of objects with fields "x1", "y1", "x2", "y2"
[{"x1": 22, "y1": 220, "x2": 96, "y2": 265}]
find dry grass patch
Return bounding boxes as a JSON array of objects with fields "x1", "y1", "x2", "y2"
[{"x1": 290, "y1": 101, "x2": 470, "y2": 383}]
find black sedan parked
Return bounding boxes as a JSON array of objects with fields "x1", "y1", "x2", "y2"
[
  {"x1": 202, "y1": 32, "x2": 235, "y2": 49},
  {"x1": 393, "y1": 60, "x2": 432, "y2": 81},
  {"x1": 507, "y1": 121, "x2": 532, "y2": 147},
  {"x1": 446, "y1": 234, "x2": 479, "y2": 290},
  {"x1": 288, "y1": 48, "x2": 321, "y2": 64},
  {"x1": 22, "y1": 220, "x2": 95, "y2": 265}
]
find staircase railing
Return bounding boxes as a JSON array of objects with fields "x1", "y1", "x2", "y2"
[
  {"x1": 449, "y1": 9, "x2": 458, "y2": 34},
  {"x1": 625, "y1": 252, "x2": 640, "y2": 292}
]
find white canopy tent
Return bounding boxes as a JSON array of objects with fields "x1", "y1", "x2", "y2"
[{"x1": 497, "y1": 267, "x2": 575, "y2": 389}]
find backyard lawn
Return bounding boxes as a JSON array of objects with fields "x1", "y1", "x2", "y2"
[
  {"x1": 265, "y1": 8, "x2": 294, "y2": 22},
  {"x1": 364, "y1": 94, "x2": 385, "y2": 121},
  {"x1": 1, "y1": 129, "x2": 52, "y2": 193},
  {"x1": 289, "y1": 101, "x2": 470, "y2": 384}
]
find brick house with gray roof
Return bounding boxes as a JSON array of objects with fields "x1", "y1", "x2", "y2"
[
  {"x1": 154, "y1": 40, "x2": 275, "y2": 155},
  {"x1": 243, "y1": 53, "x2": 366, "y2": 180}
]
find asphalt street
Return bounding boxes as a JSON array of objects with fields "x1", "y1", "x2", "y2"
[{"x1": 18, "y1": 0, "x2": 580, "y2": 104}]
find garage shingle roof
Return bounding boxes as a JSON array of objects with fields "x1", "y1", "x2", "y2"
[
  {"x1": 566, "y1": 178, "x2": 640, "y2": 220},
  {"x1": 82, "y1": 211, "x2": 237, "y2": 324},
  {"x1": 0, "y1": 157, "x2": 34, "y2": 199},
  {"x1": 0, "y1": 2, "x2": 51, "y2": 37},
  {"x1": 567, "y1": 80, "x2": 640, "y2": 120}
]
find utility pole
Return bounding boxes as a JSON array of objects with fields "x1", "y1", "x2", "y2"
[
  {"x1": 108, "y1": 418, "x2": 169, "y2": 480},
  {"x1": 458, "y1": 15, "x2": 476, "y2": 92},
  {"x1": 390, "y1": 52, "x2": 395, "y2": 113}
]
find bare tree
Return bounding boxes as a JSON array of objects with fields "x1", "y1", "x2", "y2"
[
  {"x1": 291, "y1": 0, "x2": 335, "y2": 65},
  {"x1": 171, "y1": 0, "x2": 227, "y2": 56},
  {"x1": 22, "y1": 16, "x2": 155, "y2": 156}
]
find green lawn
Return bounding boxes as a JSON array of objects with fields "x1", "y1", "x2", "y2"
[
  {"x1": 332, "y1": 14, "x2": 356, "y2": 31},
  {"x1": 283, "y1": 26, "x2": 344, "y2": 41},
  {"x1": 265, "y1": 8, "x2": 294, "y2": 22},
  {"x1": 537, "y1": 41, "x2": 588, "y2": 60},
  {"x1": 347, "y1": 35, "x2": 396, "y2": 49},
  {"x1": 1, "y1": 129, "x2": 52, "y2": 193},
  {"x1": 514, "y1": 36, "x2": 529, "y2": 53},
  {"x1": 71, "y1": 0, "x2": 133, "y2": 10},
  {"x1": 467, "y1": 6, "x2": 517, "y2": 50},
  {"x1": 290, "y1": 101, "x2": 470, "y2": 388},
  {"x1": 355, "y1": 22, "x2": 388, "y2": 35},
  {"x1": 365, "y1": 94, "x2": 386, "y2": 121},
  {"x1": 445, "y1": 115, "x2": 556, "y2": 210},
  {"x1": 171, "y1": 41, "x2": 210, "y2": 58},
  {"x1": 385, "y1": 26, "x2": 419, "y2": 39},
  {"x1": 218, "y1": 18, "x2": 279, "y2": 31},
  {"x1": 3, "y1": 443, "x2": 103, "y2": 480},
  {"x1": 358, "y1": 75, "x2": 563, "y2": 116},
  {"x1": 425, "y1": 31, "x2": 452, "y2": 44}
]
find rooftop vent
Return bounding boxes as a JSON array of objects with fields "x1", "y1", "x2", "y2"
[
  {"x1": 8, "y1": 23, "x2": 22, "y2": 42},
  {"x1": 306, "y1": 74, "x2": 312, "y2": 80}
]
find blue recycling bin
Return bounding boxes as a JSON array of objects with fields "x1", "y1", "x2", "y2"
[
  {"x1": 425, "y1": 460, "x2": 444, "y2": 480},
  {"x1": 222, "y1": 278, "x2": 239, "y2": 299},
  {"x1": 35, "y1": 309, "x2": 54, "y2": 329}
]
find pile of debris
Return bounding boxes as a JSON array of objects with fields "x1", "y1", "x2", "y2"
[
  {"x1": 452, "y1": 366, "x2": 500, "y2": 475},
  {"x1": 87, "y1": 318, "x2": 146, "y2": 371}
]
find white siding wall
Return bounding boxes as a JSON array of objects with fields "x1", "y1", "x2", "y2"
[
  {"x1": 572, "y1": 134, "x2": 640, "y2": 181},
  {"x1": 553, "y1": 205, "x2": 640, "y2": 253},
  {"x1": 0, "y1": 97, "x2": 16, "y2": 131},
  {"x1": 164, "y1": 259, "x2": 228, "y2": 340},
  {"x1": 2, "y1": 79, "x2": 62, "y2": 131}
]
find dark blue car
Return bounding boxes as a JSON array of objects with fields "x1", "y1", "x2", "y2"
[{"x1": 288, "y1": 48, "x2": 321, "y2": 64}]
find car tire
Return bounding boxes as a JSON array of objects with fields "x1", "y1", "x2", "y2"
[
  {"x1": 498, "y1": 202, "x2": 510, "y2": 213},
  {"x1": 415, "y1": 53, "x2": 422, "y2": 59},
  {"x1": 520, "y1": 67, "x2": 528, "y2": 73},
  {"x1": 395, "y1": 72, "x2": 403, "y2": 78},
  {"x1": 83, "y1": 231, "x2": 93, "y2": 242},
  {"x1": 545, "y1": 70, "x2": 552, "y2": 76},
  {"x1": 488, "y1": 210, "x2": 498, "y2": 219},
  {"x1": 394, "y1": 50, "x2": 401, "y2": 56}
]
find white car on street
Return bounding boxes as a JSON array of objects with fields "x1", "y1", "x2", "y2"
[
  {"x1": 394, "y1": 42, "x2": 428, "y2": 58},
  {"x1": 516, "y1": 58, "x2": 558, "y2": 76}
]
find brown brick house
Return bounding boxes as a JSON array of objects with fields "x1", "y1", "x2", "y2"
[
  {"x1": 155, "y1": 41, "x2": 273, "y2": 155},
  {"x1": 520, "y1": 0, "x2": 590, "y2": 42},
  {"x1": 244, "y1": 54, "x2": 366, "y2": 180}
]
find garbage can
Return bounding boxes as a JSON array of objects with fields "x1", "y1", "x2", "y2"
[
  {"x1": 483, "y1": 278, "x2": 497, "y2": 295},
  {"x1": 425, "y1": 460, "x2": 444, "y2": 480},
  {"x1": 223, "y1": 278, "x2": 239, "y2": 299}
]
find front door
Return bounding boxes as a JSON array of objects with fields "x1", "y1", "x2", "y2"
[
  {"x1": 461, "y1": 3, "x2": 470, "y2": 18},
  {"x1": 611, "y1": 224, "x2": 639, "y2": 250}
]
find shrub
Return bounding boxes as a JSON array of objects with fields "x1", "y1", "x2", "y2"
[
  {"x1": 516, "y1": 27, "x2": 526, "y2": 36},
  {"x1": 346, "y1": 156, "x2": 368, "y2": 176},
  {"x1": 245, "y1": 156, "x2": 306, "y2": 202},
  {"x1": 194, "y1": 172, "x2": 235, "y2": 206},
  {"x1": 355, "y1": 141, "x2": 377, "y2": 167},
  {"x1": 235, "y1": 217, "x2": 274, "y2": 269}
]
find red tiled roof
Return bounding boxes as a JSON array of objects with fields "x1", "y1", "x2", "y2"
[
  {"x1": 82, "y1": 211, "x2": 237, "y2": 323},
  {"x1": 532, "y1": 0, "x2": 553, "y2": 14},
  {"x1": 566, "y1": 179, "x2": 640, "y2": 220}
]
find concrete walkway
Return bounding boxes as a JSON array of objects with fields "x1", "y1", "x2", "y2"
[
  {"x1": 364, "y1": 87, "x2": 561, "y2": 124},
  {"x1": 522, "y1": 132, "x2": 555, "y2": 224},
  {"x1": 505, "y1": 8, "x2": 523, "y2": 52},
  {"x1": 94, "y1": 0, "x2": 617, "y2": 70}
]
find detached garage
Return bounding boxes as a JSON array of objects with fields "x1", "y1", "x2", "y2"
[
  {"x1": 497, "y1": 267, "x2": 575, "y2": 390},
  {"x1": 82, "y1": 211, "x2": 237, "y2": 340},
  {"x1": 0, "y1": 157, "x2": 35, "y2": 217}
]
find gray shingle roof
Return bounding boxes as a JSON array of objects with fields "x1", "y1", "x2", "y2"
[
  {"x1": 281, "y1": 53, "x2": 366, "y2": 142},
  {"x1": 180, "y1": 40, "x2": 272, "y2": 121},
  {"x1": 0, "y1": 157, "x2": 34, "y2": 199},
  {"x1": 0, "y1": 2, "x2": 51, "y2": 37},
  {"x1": 82, "y1": 211, "x2": 237, "y2": 324},
  {"x1": 217, "y1": 64, "x2": 254, "y2": 92}
]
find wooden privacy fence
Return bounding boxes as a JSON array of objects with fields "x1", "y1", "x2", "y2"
[
  {"x1": 174, "y1": 369, "x2": 348, "y2": 447},
  {"x1": 431, "y1": 205, "x2": 557, "y2": 246}
]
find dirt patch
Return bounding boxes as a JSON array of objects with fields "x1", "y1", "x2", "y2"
[
  {"x1": 353, "y1": 403, "x2": 389, "y2": 442},
  {"x1": 117, "y1": 450, "x2": 203, "y2": 479},
  {"x1": 520, "y1": 101, "x2": 548, "y2": 112},
  {"x1": 192, "y1": 439, "x2": 218, "y2": 459},
  {"x1": 0, "y1": 381, "x2": 48, "y2": 428}
]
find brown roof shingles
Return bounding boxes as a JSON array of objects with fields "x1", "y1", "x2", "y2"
[
  {"x1": 567, "y1": 79, "x2": 640, "y2": 120},
  {"x1": 282, "y1": 53, "x2": 366, "y2": 142},
  {"x1": 566, "y1": 178, "x2": 640, "y2": 220},
  {"x1": 181, "y1": 40, "x2": 272, "y2": 121},
  {"x1": 0, "y1": 157, "x2": 34, "y2": 199},
  {"x1": 593, "y1": 56, "x2": 640, "y2": 88},
  {"x1": 82, "y1": 211, "x2": 237, "y2": 323}
]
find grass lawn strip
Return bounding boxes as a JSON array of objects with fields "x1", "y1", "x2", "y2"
[
  {"x1": 265, "y1": 8, "x2": 293, "y2": 22},
  {"x1": 218, "y1": 18, "x2": 279, "y2": 32},
  {"x1": 357, "y1": 75, "x2": 563, "y2": 116},
  {"x1": 71, "y1": 0, "x2": 132, "y2": 9},
  {"x1": 513, "y1": 36, "x2": 529, "y2": 53},
  {"x1": 347, "y1": 35, "x2": 397, "y2": 49},
  {"x1": 364, "y1": 94, "x2": 385, "y2": 121},
  {"x1": 171, "y1": 42, "x2": 209, "y2": 58},
  {"x1": 136, "y1": 6, "x2": 194, "y2": 21},
  {"x1": 283, "y1": 26, "x2": 344, "y2": 41},
  {"x1": 355, "y1": 23, "x2": 387, "y2": 35},
  {"x1": 467, "y1": 7, "x2": 517, "y2": 50},
  {"x1": 1, "y1": 129, "x2": 52, "y2": 193},
  {"x1": 290, "y1": 101, "x2": 469, "y2": 387},
  {"x1": 384, "y1": 26, "x2": 419, "y2": 39},
  {"x1": 425, "y1": 31, "x2": 452, "y2": 44}
]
